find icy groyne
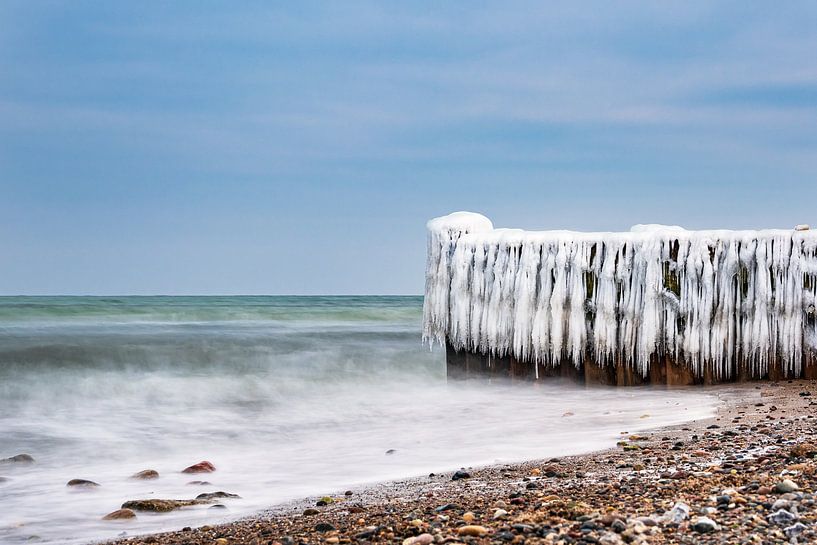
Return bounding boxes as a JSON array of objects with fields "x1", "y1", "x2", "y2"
[{"x1": 423, "y1": 212, "x2": 817, "y2": 384}]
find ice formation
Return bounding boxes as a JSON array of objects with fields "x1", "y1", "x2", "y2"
[{"x1": 423, "y1": 212, "x2": 817, "y2": 378}]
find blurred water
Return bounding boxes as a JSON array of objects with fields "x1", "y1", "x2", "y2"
[{"x1": 0, "y1": 296, "x2": 717, "y2": 544}]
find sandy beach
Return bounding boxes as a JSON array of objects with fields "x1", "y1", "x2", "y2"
[{"x1": 107, "y1": 380, "x2": 817, "y2": 545}]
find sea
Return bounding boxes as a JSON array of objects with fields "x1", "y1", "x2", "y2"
[{"x1": 0, "y1": 296, "x2": 717, "y2": 544}]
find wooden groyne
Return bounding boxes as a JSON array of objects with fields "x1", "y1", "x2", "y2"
[{"x1": 423, "y1": 212, "x2": 817, "y2": 386}]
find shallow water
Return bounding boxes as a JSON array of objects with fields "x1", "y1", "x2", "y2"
[{"x1": 0, "y1": 296, "x2": 717, "y2": 544}]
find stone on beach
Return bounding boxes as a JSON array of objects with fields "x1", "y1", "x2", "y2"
[
  {"x1": 774, "y1": 479, "x2": 799, "y2": 493},
  {"x1": 402, "y1": 533, "x2": 433, "y2": 545},
  {"x1": 457, "y1": 525, "x2": 489, "y2": 537},
  {"x1": 1, "y1": 454, "x2": 34, "y2": 464},
  {"x1": 182, "y1": 461, "x2": 216, "y2": 473},
  {"x1": 195, "y1": 491, "x2": 240, "y2": 500},
  {"x1": 131, "y1": 469, "x2": 159, "y2": 480},
  {"x1": 691, "y1": 516, "x2": 720, "y2": 533},
  {"x1": 451, "y1": 470, "x2": 470, "y2": 481},
  {"x1": 121, "y1": 499, "x2": 209, "y2": 512},
  {"x1": 103, "y1": 509, "x2": 136, "y2": 521},
  {"x1": 67, "y1": 479, "x2": 99, "y2": 487}
]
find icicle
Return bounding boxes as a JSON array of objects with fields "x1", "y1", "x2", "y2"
[{"x1": 423, "y1": 212, "x2": 817, "y2": 378}]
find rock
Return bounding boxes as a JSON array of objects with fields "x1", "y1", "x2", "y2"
[
  {"x1": 451, "y1": 470, "x2": 471, "y2": 481},
  {"x1": 691, "y1": 517, "x2": 720, "y2": 533},
  {"x1": 385, "y1": 449, "x2": 396, "y2": 455},
  {"x1": 768, "y1": 509, "x2": 798, "y2": 526},
  {"x1": 1, "y1": 454, "x2": 34, "y2": 464},
  {"x1": 131, "y1": 469, "x2": 159, "y2": 480},
  {"x1": 121, "y1": 499, "x2": 208, "y2": 512},
  {"x1": 599, "y1": 533, "x2": 623, "y2": 545},
  {"x1": 314, "y1": 522, "x2": 335, "y2": 532},
  {"x1": 356, "y1": 527, "x2": 378, "y2": 540},
  {"x1": 457, "y1": 525, "x2": 488, "y2": 537},
  {"x1": 181, "y1": 461, "x2": 215, "y2": 473},
  {"x1": 492, "y1": 508, "x2": 508, "y2": 520},
  {"x1": 103, "y1": 509, "x2": 136, "y2": 520},
  {"x1": 344, "y1": 490, "x2": 353, "y2": 496},
  {"x1": 774, "y1": 479, "x2": 799, "y2": 493},
  {"x1": 302, "y1": 508, "x2": 320, "y2": 516},
  {"x1": 209, "y1": 504, "x2": 227, "y2": 510},
  {"x1": 186, "y1": 480, "x2": 211, "y2": 485},
  {"x1": 67, "y1": 479, "x2": 99, "y2": 487},
  {"x1": 402, "y1": 533, "x2": 433, "y2": 545},
  {"x1": 195, "y1": 491, "x2": 240, "y2": 500},
  {"x1": 784, "y1": 522, "x2": 808, "y2": 538},
  {"x1": 665, "y1": 502, "x2": 690, "y2": 523},
  {"x1": 790, "y1": 442, "x2": 817, "y2": 457},
  {"x1": 435, "y1": 504, "x2": 457, "y2": 512}
]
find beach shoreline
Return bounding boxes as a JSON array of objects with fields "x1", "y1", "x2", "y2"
[{"x1": 108, "y1": 380, "x2": 817, "y2": 545}]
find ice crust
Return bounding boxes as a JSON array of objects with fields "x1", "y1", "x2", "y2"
[{"x1": 423, "y1": 212, "x2": 817, "y2": 378}]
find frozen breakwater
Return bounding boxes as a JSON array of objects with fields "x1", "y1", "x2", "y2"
[{"x1": 423, "y1": 212, "x2": 817, "y2": 385}]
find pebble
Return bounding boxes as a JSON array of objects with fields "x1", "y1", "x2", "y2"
[
  {"x1": 768, "y1": 509, "x2": 798, "y2": 526},
  {"x1": 457, "y1": 525, "x2": 488, "y2": 537},
  {"x1": 691, "y1": 516, "x2": 720, "y2": 533},
  {"x1": 314, "y1": 522, "x2": 335, "y2": 532},
  {"x1": 784, "y1": 522, "x2": 808, "y2": 538},
  {"x1": 665, "y1": 501, "x2": 690, "y2": 523},
  {"x1": 303, "y1": 508, "x2": 320, "y2": 516},
  {"x1": 492, "y1": 508, "x2": 508, "y2": 520},
  {"x1": 451, "y1": 470, "x2": 471, "y2": 481},
  {"x1": 402, "y1": 533, "x2": 433, "y2": 545},
  {"x1": 774, "y1": 479, "x2": 799, "y2": 493}
]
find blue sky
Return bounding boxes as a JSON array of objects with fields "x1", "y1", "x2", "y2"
[{"x1": 2, "y1": 1, "x2": 816, "y2": 295}]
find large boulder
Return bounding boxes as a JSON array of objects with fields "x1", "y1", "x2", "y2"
[{"x1": 121, "y1": 499, "x2": 209, "y2": 512}]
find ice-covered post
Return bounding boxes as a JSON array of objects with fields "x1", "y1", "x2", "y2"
[{"x1": 423, "y1": 212, "x2": 817, "y2": 385}]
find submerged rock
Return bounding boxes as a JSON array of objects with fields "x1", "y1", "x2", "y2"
[
  {"x1": 103, "y1": 509, "x2": 136, "y2": 521},
  {"x1": 209, "y1": 504, "x2": 227, "y2": 510},
  {"x1": 182, "y1": 461, "x2": 216, "y2": 473},
  {"x1": 196, "y1": 491, "x2": 240, "y2": 500},
  {"x1": 1, "y1": 454, "x2": 34, "y2": 464},
  {"x1": 0, "y1": 477, "x2": 9, "y2": 483},
  {"x1": 121, "y1": 499, "x2": 208, "y2": 512},
  {"x1": 131, "y1": 469, "x2": 159, "y2": 480},
  {"x1": 186, "y1": 480, "x2": 212, "y2": 486},
  {"x1": 67, "y1": 479, "x2": 99, "y2": 487}
]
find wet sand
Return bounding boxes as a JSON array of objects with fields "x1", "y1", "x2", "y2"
[{"x1": 109, "y1": 381, "x2": 817, "y2": 545}]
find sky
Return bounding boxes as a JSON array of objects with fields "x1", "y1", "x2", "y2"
[{"x1": 2, "y1": 1, "x2": 817, "y2": 295}]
